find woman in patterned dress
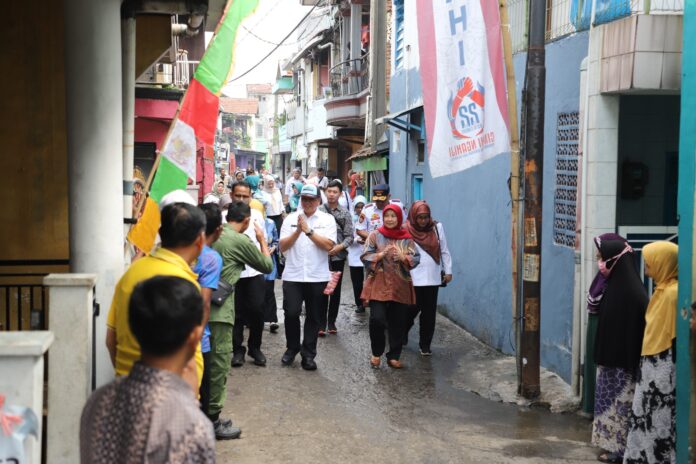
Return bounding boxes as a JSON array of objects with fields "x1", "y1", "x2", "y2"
[
  {"x1": 624, "y1": 241, "x2": 678, "y2": 464},
  {"x1": 361, "y1": 204, "x2": 420, "y2": 369},
  {"x1": 590, "y1": 234, "x2": 648, "y2": 463}
]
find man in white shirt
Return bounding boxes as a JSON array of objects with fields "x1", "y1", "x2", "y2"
[
  {"x1": 315, "y1": 167, "x2": 329, "y2": 191},
  {"x1": 279, "y1": 185, "x2": 337, "y2": 370},
  {"x1": 284, "y1": 168, "x2": 305, "y2": 197},
  {"x1": 230, "y1": 181, "x2": 268, "y2": 367}
]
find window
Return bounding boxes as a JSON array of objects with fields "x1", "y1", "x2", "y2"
[
  {"x1": 411, "y1": 175, "x2": 423, "y2": 202},
  {"x1": 417, "y1": 141, "x2": 425, "y2": 164},
  {"x1": 552, "y1": 112, "x2": 580, "y2": 248},
  {"x1": 394, "y1": 0, "x2": 405, "y2": 69},
  {"x1": 256, "y1": 123, "x2": 264, "y2": 138}
]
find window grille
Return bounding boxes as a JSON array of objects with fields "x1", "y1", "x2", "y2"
[
  {"x1": 553, "y1": 112, "x2": 580, "y2": 248},
  {"x1": 394, "y1": 0, "x2": 405, "y2": 69},
  {"x1": 507, "y1": 0, "x2": 529, "y2": 53}
]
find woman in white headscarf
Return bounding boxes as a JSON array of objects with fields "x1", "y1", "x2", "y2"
[{"x1": 262, "y1": 174, "x2": 284, "y2": 233}]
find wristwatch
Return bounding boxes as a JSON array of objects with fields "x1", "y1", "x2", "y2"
[{"x1": 305, "y1": 228, "x2": 314, "y2": 237}]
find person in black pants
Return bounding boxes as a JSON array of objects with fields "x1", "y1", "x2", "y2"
[
  {"x1": 279, "y1": 185, "x2": 337, "y2": 370},
  {"x1": 232, "y1": 274, "x2": 267, "y2": 366},
  {"x1": 404, "y1": 201, "x2": 453, "y2": 356},
  {"x1": 319, "y1": 180, "x2": 354, "y2": 334},
  {"x1": 347, "y1": 195, "x2": 368, "y2": 313}
]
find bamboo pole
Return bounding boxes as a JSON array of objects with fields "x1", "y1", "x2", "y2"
[{"x1": 499, "y1": 0, "x2": 523, "y2": 383}]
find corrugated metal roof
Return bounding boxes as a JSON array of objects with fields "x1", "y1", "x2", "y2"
[
  {"x1": 219, "y1": 97, "x2": 258, "y2": 115},
  {"x1": 246, "y1": 84, "x2": 273, "y2": 95}
]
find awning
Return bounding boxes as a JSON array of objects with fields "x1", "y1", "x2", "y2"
[
  {"x1": 351, "y1": 156, "x2": 387, "y2": 172},
  {"x1": 375, "y1": 103, "x2": 424, "y2": 136},
  {"x1": 290, "y1": 34, "x2": 325, "y2": 65}
]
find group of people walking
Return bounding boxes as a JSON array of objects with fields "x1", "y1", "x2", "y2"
[
  {"x1": 91, "y1": 166, "x2": 454, "y2": 452},
  {"x1": 586, "y1": 233, "x2": 678, "y2": 463}
]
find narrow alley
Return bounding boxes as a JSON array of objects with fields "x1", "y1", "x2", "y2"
[{"x1": 217, "y1": 278, "x2": 597, "y2": 463}]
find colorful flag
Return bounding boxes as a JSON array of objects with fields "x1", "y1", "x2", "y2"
[
  {"x1": 128, "y1": 0, "x2": 259, "y2": 252},
  {"x1": 416, "y1": 0, "x2": 510, "y2": 178}
]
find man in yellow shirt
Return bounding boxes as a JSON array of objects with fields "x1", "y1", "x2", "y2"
[{"x1": 107, "y1": 201, "x2": 207, "y2": 388}]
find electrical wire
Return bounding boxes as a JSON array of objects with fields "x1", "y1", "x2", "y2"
[{"x1": 227, "y1": 0, "x2": 326, "y2": 83}]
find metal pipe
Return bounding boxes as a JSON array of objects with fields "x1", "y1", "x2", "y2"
[{"x1": 121, "y1": 6, "x2": 136, "y2": 265}]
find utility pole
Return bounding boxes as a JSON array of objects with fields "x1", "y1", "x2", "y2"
[
  {"x1": 519, "y1": 0, "x2": 546, "y2": 399},
  {"x1": 367, "y1": 0, "x2": 387, "y2": 148}
]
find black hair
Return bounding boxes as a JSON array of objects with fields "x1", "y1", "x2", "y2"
[
  {"x1": 160, "y1": 203, "x2": 205, "y2": 248},
  {"x1": 317, "y1": 167, "x2": 325, "y2": 173},
  {"x1": 199, "y1": 203, "x2": 222, "y2": 236},
  {"x1": 327, "y1": 179, "x2": 343, "y2": 192},
  {"x1": 128, "y1": 276, "x2": 203, "y2": 357},
  {"x1": 231, "y1": 180, "x2": 252, "y2": 194},
  {"x1": 226, "y1": 201, "x2": 251, "y2": 223}
]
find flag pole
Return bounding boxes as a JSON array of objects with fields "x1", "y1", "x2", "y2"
[{"x1": 499, "y1": 0, "x2": 523, "y2": 389}]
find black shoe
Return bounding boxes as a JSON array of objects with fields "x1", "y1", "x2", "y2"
[
  {"x1": 328, "y1": 322, "x2": 337, "y2": 334},
  {"x1": 248, "y1": 348, "x2": 267, "y2": 366},
  {"x1": 281, "y1": 349, "x2": 297, "y2": 366},
  {"x1": 355, "y1": 306, "x2": 366, "y2": 314},
  {"x1": 270, "y1": 323, "x2": 279, "y2": 333},
  {"x1": 231, "y1": 352, "x2": 245, "y2": 367},
  {"x1": 213, "y1": 419, "x2": 241, "y2": 440},
  {"x1": 301, "y1": 357, "x2": 317, "y2": 371}
]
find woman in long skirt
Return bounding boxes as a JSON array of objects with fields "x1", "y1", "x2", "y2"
[
  {"x1": 589, "y1": 234, "x2": 648, "y2": 463},
  {"x1": 623, "y1": 241, "x2": 677, "y2": 464}
]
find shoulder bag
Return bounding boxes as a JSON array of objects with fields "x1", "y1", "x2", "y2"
[{"x1": 211, "y1": 279, "x2": 235, "y2": 306}]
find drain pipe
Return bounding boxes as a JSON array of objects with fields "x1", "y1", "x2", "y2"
[
  {"x1": 121, "y1": 2, "x2": 136, "y2": 263},
  {"x1": 577, "y1": 0, "x2": 598, "y2": 399}
]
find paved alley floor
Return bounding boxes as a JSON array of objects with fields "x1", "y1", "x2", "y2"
[{"x1": 216, "y1": 279, "x2": 598, "y2": 463}]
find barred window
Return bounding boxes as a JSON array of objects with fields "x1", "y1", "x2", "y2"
[{"x1": 553, "y1": 112, "x2": 580, "y2": 248}]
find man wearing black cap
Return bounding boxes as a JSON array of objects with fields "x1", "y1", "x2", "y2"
[
  {"x1": 355, "y1": 183, "x2": 405, "y2": 241},
  {"x1": 279, "y1": 184, "x2": 337, "y2": 370}
]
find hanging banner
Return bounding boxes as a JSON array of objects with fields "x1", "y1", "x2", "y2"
[{"x1": 416, "y1": 0, "x2": 510, "y2": 178}]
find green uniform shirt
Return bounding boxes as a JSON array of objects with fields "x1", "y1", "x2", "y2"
[{"x1": 211, "y1": 223, "x2": 273, "y2": 324}]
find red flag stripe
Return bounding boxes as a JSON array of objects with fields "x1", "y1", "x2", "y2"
[{"x1": 178, "y1": 78, "x2": 219, "y2": 146}]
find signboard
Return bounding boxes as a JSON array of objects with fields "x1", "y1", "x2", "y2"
[{"x1": 416, "y1": 0, "x2": 510, "y2": 177}]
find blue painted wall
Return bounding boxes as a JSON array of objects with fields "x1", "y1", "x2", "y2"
[{"x1": 388, "y1": 11, "x2": 589, "y2": 381}]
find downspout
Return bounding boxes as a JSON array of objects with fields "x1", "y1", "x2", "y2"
[
  {"x1": 121, "y1": 1, "x2": 136, "y2": 262},
  {"x1": 577, "y1": 0, "x2": 598, "y2": 398}
]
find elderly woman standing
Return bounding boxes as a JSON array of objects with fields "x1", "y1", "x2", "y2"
[
  {"x1": 262, "y1": 175, "x2": 285, "y2": 233},
  {"x1": 361, "y1": 204, "x2": 419, "y2": 369},
  {"x1": 624, "y1": 241, "x2": 678, "y2": 464},
  {"x1": 587, "y1": 234, "x2": 648, "y2": 463},
  {"x1": 404, "y1": 201, "x2": 453, "y2": 356}
]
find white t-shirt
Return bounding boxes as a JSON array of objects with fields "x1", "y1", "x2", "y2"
[
  {"x1": 409, "y1": 222, "x2": 453, "y2": 286},
  {"x1": 316, "y1": 176, "x2": 329, "y2": 189},
  {"x1": 347, "y1": 224, "x2": 365, "y2": 267},
  {"x1": 280, "y1": 210, "x2": 337, "y2": 282},
  {"x1": 239, "y1": 208, "x2": 266, "y2": 279}
]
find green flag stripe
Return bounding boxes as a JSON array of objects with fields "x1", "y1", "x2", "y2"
[
  {"x1": 194, "y1": 0, "x2": 259, "y2": 94},
  {"x1": 150, "y1": 157, "x2": 189, "y2": 203}
]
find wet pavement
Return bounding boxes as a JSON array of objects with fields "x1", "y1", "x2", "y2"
[{"x1": 216, "y1": 277, "x2": 598, "y2": 463}]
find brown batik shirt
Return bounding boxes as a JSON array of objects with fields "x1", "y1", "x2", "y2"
[
  {"x1": 361, "y1": 230, "x2": 420, "y2": 305},
  {"x1": 80, "y1": 362, "x2": 216, "y2": 464}
]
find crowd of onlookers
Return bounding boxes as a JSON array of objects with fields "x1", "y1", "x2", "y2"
[{"x1": 79, "y1": 165, "x2": 453, "y2": 463}]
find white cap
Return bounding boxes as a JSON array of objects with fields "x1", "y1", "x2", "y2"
[{"x1": 159, "y1": 189, "x2": 196, "y2": 210}]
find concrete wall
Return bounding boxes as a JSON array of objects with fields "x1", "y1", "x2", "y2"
[{"x1": 387, "y1": 0, "x2": 589, "y2": 382}]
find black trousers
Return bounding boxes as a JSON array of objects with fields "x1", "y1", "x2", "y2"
[
  {"x1": 268, "y1": 214, "x2": 283, "y2": 236},
  {"x1": 283, "y1": 281, "x2": 326, "y2": 360},
  {"x1": 233, "y1": 275, "x2": 266, "y2": 354},
  {"x1": 200, "y1": 351, "x2": 212, "y2": 416},
  {"x1": 263, "y1": 279, "x2": 278, "y2": 323},
  {"x1": 369, "y1": 300, "x2": 409, "y2": 360},
  {"x1": 406, "y1": 286, "x2": 440, "y2": 351},
  {"x1": 320, "y1": 260, "x2": 345, "y2": 329},
  {"x1": 349, "y1": 266, "x2": 364, "y2": 308}
]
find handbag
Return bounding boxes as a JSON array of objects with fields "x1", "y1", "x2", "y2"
[
  {"x1": 435, "y1": 225, "x2": 447, "y2": 287},
  {"x1": 211, "y1": 279, "x2": 235, "y2": 306}
]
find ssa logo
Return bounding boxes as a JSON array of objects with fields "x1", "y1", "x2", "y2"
[{"x1": 447, "y1": 77, "x2": 485, "y2": 139}]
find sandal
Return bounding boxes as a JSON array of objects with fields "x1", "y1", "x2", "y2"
[
  {"x1": 370, "y1": 356, "x2": 380, "y2": 368},
  {"x1": 387, "y1": 359, "x2": 403, "y2": 369},
  {"x1": 597, "y1": 452, "x2": 622, "y2": 463}
]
